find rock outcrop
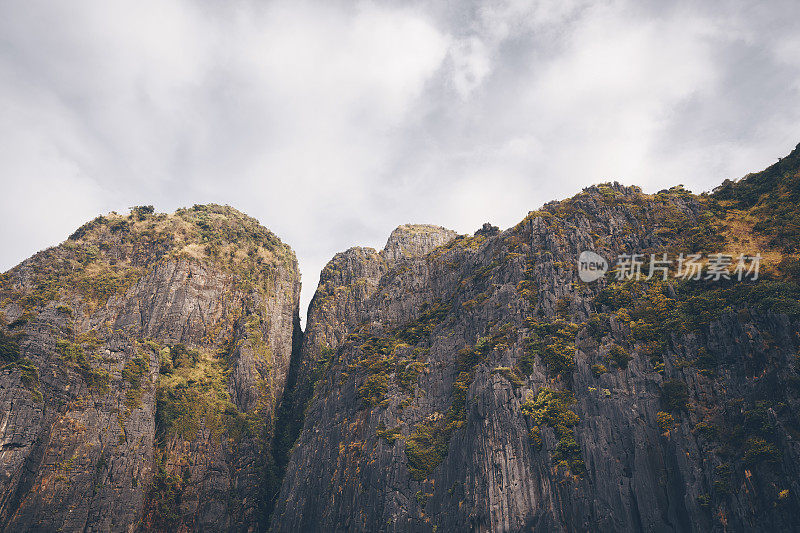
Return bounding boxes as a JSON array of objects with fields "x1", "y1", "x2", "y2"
[
  {"x1": 0, "y1": 205, "x2": 301, "y2": 532},
  {"x1": 382, "y1": 224, "x2": 457, "y2": 263},
  {"x1": 2, "y1": 144, "x2": 800, "y2": 532},
  {"x1": 271, "y1": 152, "x2": 800, "y2": 531}
]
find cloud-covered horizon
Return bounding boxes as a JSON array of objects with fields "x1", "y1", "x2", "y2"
[{"x1": 2, "y1": 0, "x2": 799, "y2": 319}]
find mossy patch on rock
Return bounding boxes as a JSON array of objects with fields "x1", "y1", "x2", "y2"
[{"x1": 521, "y1": 388, "x2": 585, "y2": 476}]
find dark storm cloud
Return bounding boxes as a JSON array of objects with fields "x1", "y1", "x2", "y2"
[{"x1": 1, "y1": 0, "x2": 798, "y2": 318}]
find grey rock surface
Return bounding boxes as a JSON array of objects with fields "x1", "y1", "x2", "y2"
[
  {"x1": 271, "y1": 184, "x2": 800, "y2": 532},
  {"x1": 1, "y1": 162, "x2": 800, "y2": 533},
  {"x1": 0, "y1": 206, "x2": 301, "y2": 532}
]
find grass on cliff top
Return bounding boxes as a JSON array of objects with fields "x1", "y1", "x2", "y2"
[
  {"x1": 1, "y1": 204, "x2": 295, "y2": 315},
  {"x1": 510, "y1": 181, "x2": 726, "y2": 261},
  {"x1": 69, "y1": 203, "x2": 289, "y2": 255},
  {"x1": 713, "y1": 142, "x2": 800, "y2": 253}
]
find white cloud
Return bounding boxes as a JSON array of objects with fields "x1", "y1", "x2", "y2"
[
  {"x1": 450, "y1": 37, "x2": 491, "y2": 99},
  {"x1": 1, "y1": 0, "x2": 799, "y2": 320}
]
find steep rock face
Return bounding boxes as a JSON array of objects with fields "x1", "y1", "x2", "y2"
[
  {"x1": 0, "y1": 205, "x2": 300, "y2": 532},
  {"x1": 302, "y1": 223, "x2": 457, "y2": 354},
  {"x1": 264, "y1": 224, "x2": 457, "y2": 520},
  {"x1": 382, "y1": 224, "x2": 457, "y2": 263},
  {"x1": 272, "y1": 177, "x2": 800, "y2": 531},
  {"x1": 2, "y1": 145, "x2": 800, "y2": 532}
]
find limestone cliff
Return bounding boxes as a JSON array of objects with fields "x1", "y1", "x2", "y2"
[
  {"x1": 0, "y1": 205, "x2": 300, "y2": 532},
  {"x1": 2, "y1": 143, "x2": 800, "y2": 532},
  {"x1": 271, "y1": 148, "x2": 800, "y2": 531}
]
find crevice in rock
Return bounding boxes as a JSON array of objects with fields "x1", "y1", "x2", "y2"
[{"x1": 261, "y1": 311, "x2": 305, "y2": 530}]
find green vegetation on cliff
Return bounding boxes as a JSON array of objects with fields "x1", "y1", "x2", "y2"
[
  {"x1": 714, "y1": 143, "x2": 800, "y2": 252},
  {"x1": 0, "y1": 328, "x2": 22, "y2": 362},
  {"x1": 521, "y1": 388, "x2": 586, "y2": 476},
  {"x1": 154, "y1": 343, "x2": 248, "y2": 441},
  {"x1": 350, "y1": 301, "x2": 449, "y2": 408},
  {"x1": 405, "y1": 326, "x2": 511, "y2": 481},
  {"x1": 55, "y1": 336, "x2": 110, "y2": 392},
  {"x1": 0, "y1": 204, "x2": 296, "y2": 318},
  {"x1": 522, "y1": 319, "x2": 578, "y2": 376}
]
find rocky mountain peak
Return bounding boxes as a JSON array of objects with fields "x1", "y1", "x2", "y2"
[
  {"x1": 271, "y1": 145, "x2": 800, "y2": 532},
  {"x1": 0, "y1": 203, "x2": 301, "y2": 532},
  {"x1": 381, "y1": 223, "x2": 456, "y2": 263},
  {"x1": 3, "y1": 145, "x2": 800, "y2": 532}
]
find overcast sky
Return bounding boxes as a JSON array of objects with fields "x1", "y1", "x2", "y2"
[{"x1": 2, "y1": 0, "x2": 799, "y2": 319}]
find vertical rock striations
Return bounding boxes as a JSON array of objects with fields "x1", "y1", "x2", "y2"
[
  {"x1": 0, "y1": 205, "x2": 300, "y2": 532},
  {"x1": 263, "y1": 224, "x2": 457, "y2": 522},
  {"x1": 272, "y1": 153, "x2": 800, "y2": 531},
  {"x1": 2, "y1": 144, "x2": 800, "y2": 532}
]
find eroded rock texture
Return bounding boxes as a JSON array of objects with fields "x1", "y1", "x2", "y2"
[
  {"x1": 2, "y1": 144, "x2": 800, "y2": 533},
  {"x1": 0, "y1": 205, "x2": 300, "y2": 532},
  {"x1": 273, "y1": 172, "x2": 800, "y2": 532}
]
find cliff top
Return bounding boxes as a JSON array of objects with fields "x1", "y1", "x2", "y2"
[
  {"x1": 381, "y1": 224, "x2": 457, "y2": 263},
  {"x1": 67, "y1": 203, "x2": 295, "y2": 263},
  {"x1": 0, "y1": 203, "x2": 297, "y2": 315}
]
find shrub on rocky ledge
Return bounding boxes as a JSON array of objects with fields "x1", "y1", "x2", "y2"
[{"x1": 661, "y1": 379, "x2": 689, "y2": 412}]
